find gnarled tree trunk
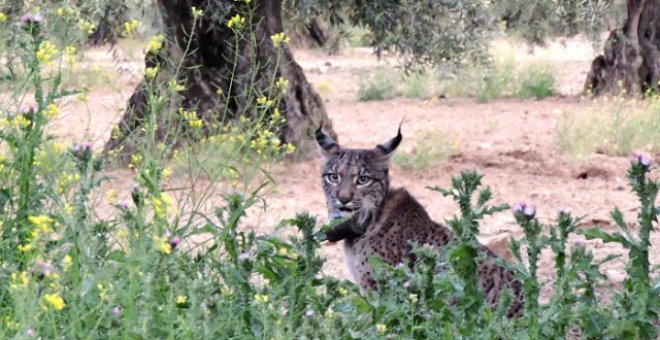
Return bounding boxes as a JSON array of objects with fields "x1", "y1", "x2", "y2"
[
  {"x1": 585, "y1": 0, "x2": 659, "y2": 95},
  {"x1": 104, "y1": 0, "x2": 335, "y2": 158}
]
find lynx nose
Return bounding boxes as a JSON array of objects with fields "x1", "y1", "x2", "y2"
[{"x1": 337, "y1": 197, "x2": 352, "y2": 205}]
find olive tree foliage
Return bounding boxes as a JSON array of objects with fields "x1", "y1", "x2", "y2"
[
  {"x1": 289, "y1": 0, "x2": 659, "y2": 95},
  {"x1": 286, "y1": 0, "x2": 493, "y2": 69},
  {"x1": 286, "y1": 0, "x2": 613, "y2": 70}
]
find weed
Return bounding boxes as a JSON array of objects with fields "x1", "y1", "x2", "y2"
[
  {"x1": 393, "y1": 129, "x2": 459, "y2": 172},
  {"x1": 403, "y1": 72, "x2": 429, "y2": 99},
  {"x1": 356, "y1": 68, "x2": 398, "y2": 101},
  {"x1": 557, "y1": 94, "x2": 660, "y2": 157},
  {"x1": 516, "y1": 64, "x2": 555, "y2": 99}
]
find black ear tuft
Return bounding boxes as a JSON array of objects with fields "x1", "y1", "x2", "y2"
[
  {"x1": 375, "y1": 122, "x2": 403, "y2": 156},
  {"x1": 315, "y1": 122, "x2": 339, "y2": 153}
]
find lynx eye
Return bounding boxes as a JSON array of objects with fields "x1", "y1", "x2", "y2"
[
  {"x1": 356, "y1": 175, "x2": 372, "y2": 186},
  {"x1": 325, "y1": 173, "x2": 340, "y2": 184}
]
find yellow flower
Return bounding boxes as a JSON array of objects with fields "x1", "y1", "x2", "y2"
[
  {"x1": 5, "y1": 319, "x2": 19, "y2": 330},
  {"x1": 0, "y1": 12, "x2": 7, "y2": 23},
  {"x1": 162, "y1": 167, "x2": 173, "y2": 179},
  {"x1": 325, "y1": 307, "x2": 334, "y2": 318},
  {"x1": 176, "y1": 295, "x2": 187, "y2": 305},
  {"x1": 277, "y1": 247, "x2": 288, "y2": 256},
  {"x1": 275, "y1": 77, "x2": 288, "y2": 92},
  {"x1": 36, "y1": 41, "x2": 58, "y2": 67},
  {"x1": 78, "y1": 19, "x2": 96, "y2": 34},
  {"x1": 284, "y1": 143, "x2": 296, "y2": 154},
  {"x1": 10, "y1": 272, "x2": 29, "y2": 289},
  {"x1": 130, "y1": 154, "x2": 142, "y2": 169},
  {"x1": 227, "y1": 14, "x2": 245, "y2": 30},
  {"x1": 181, "y1": 109, "x2": 203, "y2": 129},
  {"x1": 270, "y1": 32, "x2": 290, "y2": 46},
  {"x1": 148, "y1": 34, "x2": 166, "y2": 53},
  {"x1": 14, "y1": 115, "x2": 31, "y2": 129},
  {"x1": 153, "y1": 235, "x2": 172, "y2": 255},
  {"x1": 168, "y1": 80, "x2": 185, "y2": 92},
  {"x1": 64, "y1": 45, "x2": 77, "y2": 66},
  {"x1": 97, "y1": 283, "x2": 108, "y2": 300},
  {"x1": 63, "y1": 255, "x2": 72, "y2": 270},
  {"x1": 191, "y1": 6, "x2": 204, "y2": 18},
  {"x1": 28, "y1": 215, "x2": 54, "y2": 233},
  {"x1": 43, "y1": 293, "x2": 66, "y2": 311},
  {"x1": 338, "y1": 287, "x2": 348, "y2": 297},
  {"x1": 122, "y1": 19, "x2": 141, "y2": 35},
  {"x1": 256, "y1": 96, "x2": 268, "y2": 105},
  {"x1": 254, "y1": 294, "x2": 269, "y2": 304},
  {"x1": 56, "y1": 8, "x2": 64, "y2": 16},
  {"x1": 144, "y1": 66, "x2": 159, "y2": 79},
  {"x1": 376, "y1": 323, "x2": 387, "y2": 333},
  {"x1": 107, "y1": 189, "x2": 117, "y2": 204},
  {"x1": 409, "y1": 293, "x2": 418, "y2": 304},
  {"x1": 43, "y1": 103, "x2": 60, "y2": 119}
]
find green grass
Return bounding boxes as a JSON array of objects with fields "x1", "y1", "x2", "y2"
[
  {"x1": 358, "y1": 60, "x2": 556, "y2": 103},
  {"x1": 402, "y1": 72, "x2": 429, "y2": 99},
  {"x1": 393, "y1": 129, "x2": 459, "y2": 172},
  {"x1": 516, "y1": 64, "x2": 555, "y2": 99},
  {"x1": 557, "y1": 95, "x2": 660, "y2": 157},
  {"x1": 356, "y1": 68, "x2": 399, "y2": 101},
  {"x1": 354, "y1": 38, "x2": 558, "y2": 103}
]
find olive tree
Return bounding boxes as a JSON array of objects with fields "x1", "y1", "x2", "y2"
[{"x1": 105, "y1": 0, "x2": 656, "y2": 154}]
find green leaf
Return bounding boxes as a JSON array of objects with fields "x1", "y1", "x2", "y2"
[{"x1": 578, "y1": 228, "x2": 632, "y2": 248}]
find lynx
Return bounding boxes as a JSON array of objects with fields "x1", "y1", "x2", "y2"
[{"x1": 316, "y1": 125, "x2": 524, "y2": 317}]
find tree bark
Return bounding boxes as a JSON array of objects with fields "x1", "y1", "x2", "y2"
[
  {"x1": 585, "y1": 0, "x2": 660, "y2": 95},
  {"x1": 104, "y1": 0, "x2": 335, "y2": 159}
]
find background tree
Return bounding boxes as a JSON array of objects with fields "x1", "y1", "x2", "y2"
[
  {"x1": 105, "y1": 0, "x2": 656, "y2": 155},
  {"x1": 105, "y1": 0, "x2": 332, "y2": 157}
]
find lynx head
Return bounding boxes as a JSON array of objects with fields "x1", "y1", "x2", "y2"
[{"x1": 316, "y1": 124, "x2": 402, "y2": 226}]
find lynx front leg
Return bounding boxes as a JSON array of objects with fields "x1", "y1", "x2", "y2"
[{"x1": 324, "y1": 216, "x2": 365, "y2": 242}]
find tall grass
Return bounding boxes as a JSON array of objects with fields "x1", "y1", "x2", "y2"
[
  {"x1": 557, "y1": 94, "x2": 660, "y2": 157},
  {"x1": 356, "y1": 67, "x2": 398, "y2": 101},
  {"x1": 393, "y1": 129, "x2": 459, "y2": 172},
  {"x1": 357, "y1": 59, "x2": 556, "y2": 103}
]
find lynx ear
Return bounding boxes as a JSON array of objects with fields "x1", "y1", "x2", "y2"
[
  {"x1": 315, "y1": 123, "x2": 339, "y2": 155},
  {"x1": 373, "y1": 122, "x2": 403, "y2": 159}
]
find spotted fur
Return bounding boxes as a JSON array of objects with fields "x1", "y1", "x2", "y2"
[{"x1": 316, "y1": 126, "x2": 524, "y2": 317}]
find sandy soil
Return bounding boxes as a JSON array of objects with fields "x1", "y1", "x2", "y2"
[{"x1": 12, "y1": 38, "x2": 658, "y2": 301}]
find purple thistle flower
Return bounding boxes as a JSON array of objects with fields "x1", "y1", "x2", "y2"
[
  {"x1": 32, "y1": 13, "x2": 43, "y2": 23},
  {"x1": 118, "y1": 200, "x2": 130, "y2": 210},
  {"x1": 305, "y1": 309, "x2": 314, "y2": 318},
  {"x1": 512, "y1": 201, "x2": 536, "y2": 219},
  {"x1": 632, "y1": 152, "x2": 651, "y2": 167},
  {"x1": 26, "y1": 328, "x2": 36, "y2": 337},
  {"x1": 113, "y1": 306, "x2": 122, "y2": 317},
  {"x1": 71, "y1": 143, "x2": 81, "y2": 154},
  {"x1": 35, "y1": 260, "x2": 54, "y2": 277},
  {"x1": 557, "y1": 207, "x2": 570, "y2": 215},
  {"x1": 21, "y1": 13, "x2": 32, "y2": 23},
  {"x1": 84, "y1": 141, "x2": 93, "y2": 151},
  {"x1": 170, "y1": 235, "x2": 181, "y2": 249},
  {"x1": 523, "y1": 205, "x2": 536, "y2": 218}
]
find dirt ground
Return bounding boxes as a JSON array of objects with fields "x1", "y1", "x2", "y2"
[{"x1": 41, "y1": 38, "x2": 660, "y2": 300}]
